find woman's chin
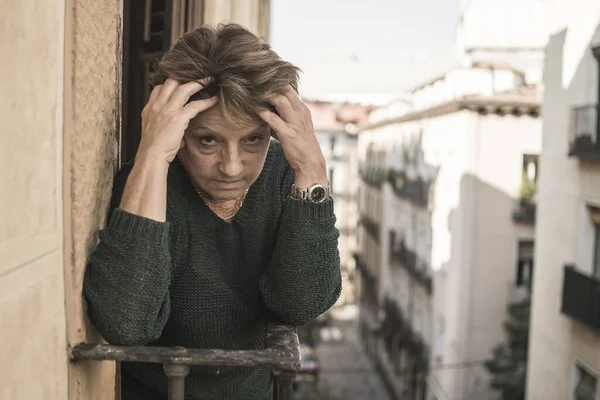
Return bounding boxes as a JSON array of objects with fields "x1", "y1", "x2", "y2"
[{"x1": 204, "y1": 187, "x2": 246, "y2": 202}]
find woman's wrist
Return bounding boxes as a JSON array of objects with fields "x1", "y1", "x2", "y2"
[
  {"x1": 119, "y1": 157, "x2": 170, "y2": 222},
  {"x1": 293, "y1": 162, "x2": 328, "y2": 188}
]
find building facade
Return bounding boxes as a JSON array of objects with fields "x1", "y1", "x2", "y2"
[
  {"x1": 0, "y1": 1, "x2": 270, "y2": 399},
  {"x1": 526, "y1": 4, "x2": 600, "y2": 399},
  {"x1": 356, "y1": 64, "x2": 542, "y2": 400}
]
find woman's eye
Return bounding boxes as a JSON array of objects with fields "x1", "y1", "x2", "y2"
[
  {"x1": 199, "y1": 136, "x2": 216, "y2": 145},
  {"x1": 246, "y1": 135, "x2": 264, "y2": 145}
]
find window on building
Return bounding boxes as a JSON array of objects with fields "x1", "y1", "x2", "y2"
[
  {"x1": 573, "y1": 364, "x2": 598, "y2": 400},
  {"x1": 516, "y1": 241, "x2": 534, "y2": 288},
  {"x1": 330, "y1": 136, "x2": 336, "y2": 156},
  {"x1": 519, "y1": 154, "x2": 539, "y2": 204},
  {"x1": 522, "y1": 154, "x2": 539, "y2": 181}
]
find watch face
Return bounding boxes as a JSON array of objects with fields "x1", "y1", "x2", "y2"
[{"x1": 309, "y1": 186, "x2": 326, "y2": 203}]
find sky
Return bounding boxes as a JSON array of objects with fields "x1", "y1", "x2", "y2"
[{"x1": 269, "y1": 0, "x2": 460, "y2": 102}]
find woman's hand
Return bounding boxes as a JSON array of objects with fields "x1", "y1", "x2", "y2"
[
  {"x1": 258, "y1": 86, "x2": 328, "y2": 188},
  {"x1": 137, "y1": 77, "x2": 217, "y2": 164}
]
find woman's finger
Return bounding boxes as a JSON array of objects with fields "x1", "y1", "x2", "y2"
[
  {"x1": 147, "y1": 84, "x2": 163, "y2": 107},
  {"x1": 168, "y1": 77, "x2": 213, "y2": 110},
  {"x1": 182, "y1": 96, "x2": 218, "y2": 119},
  {"x1": 154, "y1": 78, "x2": 180, "y2": 107},
  {"x1": 282, "y1": 85, "x2": 303, "y2": 110},
  {"x1": 266, "y1": 94, "x2": 296, "y2": 123},
  {"x1": 258, "y1": 109, "x2": 289, "y2": 135}
]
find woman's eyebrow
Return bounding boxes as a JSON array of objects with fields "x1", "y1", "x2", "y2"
[
  {"x1": 190, "y1": 124, "x2": 271, "y2": 137},
  {"x1": 240, "y1": 127, "x2": 271, "y2": 139},
  {"x1": 190, "y1": 126, "x2": 222, "y2": 136}
]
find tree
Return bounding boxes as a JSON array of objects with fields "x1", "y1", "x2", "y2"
[{"x1": 484, "y1": 300, "x2": 531, "y2": 400}]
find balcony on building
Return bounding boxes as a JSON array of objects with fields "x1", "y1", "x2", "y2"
[
  {"x1": 389, "y1": 234, "x2": 433, "y2": 294},
  {"x1": 512, "y1": 200, "x2": 536, "y2": 224},
  {"x1": 561, "y1": 264, "x2": 600, "y2": 331},
  {"x1": 359, "y1": 165, "x2": 385, "y2": 188},
  {"x1": 353, "y1": 253, "x2": 379, "y2": 311},
  {"x1": 387, "y1": 170, "x2": 431, "y2": 208},
  {"x1": 359, "y1": 214, "x2": 381, "y2": 243},
  {"x1": 568, "y1": 104, "x2": 600, "y2": 160},
  {"x1": 379, "y1": 297, "x2": 429, "y2": 399}
]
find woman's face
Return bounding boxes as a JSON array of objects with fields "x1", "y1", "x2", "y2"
[{"x1": 179, "y1": 106, "x2": 271, "y2": 201}]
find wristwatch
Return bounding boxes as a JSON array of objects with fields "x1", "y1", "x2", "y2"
[{"x1": 291, "y1": 183, "x2": 331, "y2": 203}]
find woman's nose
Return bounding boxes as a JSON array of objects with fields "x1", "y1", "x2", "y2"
[{"x1": 219, "y1": 147, "x2": 243, "y2": 178}]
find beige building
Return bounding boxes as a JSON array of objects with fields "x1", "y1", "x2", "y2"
[
  {"x1": 356, "y1": 64, "x2": 542, "y2": 400},
  {"x1": 526, "y1": 4, "x2": 600, "y2": 399},
  {"x1": 0, "y1": 1, "x2": 270, "y2": 399}
]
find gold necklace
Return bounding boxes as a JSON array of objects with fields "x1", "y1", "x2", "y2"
[
  {"x1": 177, "y1": 155, "x2": 249, "y2": 221},
  {"x1": 197, "y1": 186, "x2": 249, "y2": 221}
]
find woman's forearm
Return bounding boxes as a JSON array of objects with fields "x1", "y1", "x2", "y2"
[{"x1": 120, "y1": 155, "x2": 170, "y2": 222}]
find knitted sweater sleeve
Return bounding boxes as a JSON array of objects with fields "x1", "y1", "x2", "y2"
[
  {"x1": 83, "y1": 163, "x2": 171, "y2": 345},
  {"x1": 259, "y1": 166, "x2": 342, "y2": 326}
]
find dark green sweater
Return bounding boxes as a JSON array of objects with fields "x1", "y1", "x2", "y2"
[{"x1": 83, "y1": 141, "x2": 341, "y2": 400}]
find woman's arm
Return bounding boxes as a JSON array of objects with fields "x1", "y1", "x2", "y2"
[
  {"x1": 257, "y1": 85, "x2": 342, "y2": 325},
  {"x1": 259, "y1": 167, "x2": 342, "y2": 325},
  {"x1": 83, "y1": 162, "x2": 173, "y2": 345}
]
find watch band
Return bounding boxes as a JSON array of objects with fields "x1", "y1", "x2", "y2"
[{"x1": 291, "y1": 183, "x2": 331, "y2": 203}]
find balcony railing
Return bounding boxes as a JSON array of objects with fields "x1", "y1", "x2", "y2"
[
  {"x1": 512, "y1": 201, "x2": 536, "y2": 224},
  {"x1": 381, "y1": 297, "x2": 429, "y2": 374},
  {"x1": 387, "y1": 170, "x2": 431, "y2": 208},
  {"x1": 389, "y1": 239, "x2": 433, "y2": 294},
  {"x1": 359, "y1": 214, "x2": 380, "y2": 243},
  {"x1": 354, "y1": 254, "x2": 379, "y2": 317},
  {"x1": 354, "y1": 253, "x2": 376, "y2": 285},
  {"x1": 568, "y1": 104, "x2": 600, "y2": 160},
  {"x1": 561, "y1": 265, "x2": 600, "y2": 331},
  {"x1": 359, "y1": 166, "x2": 385, "y2": 188},
  {"x1": 70, "y1": 324, "x2": 300, "y2": 400}
]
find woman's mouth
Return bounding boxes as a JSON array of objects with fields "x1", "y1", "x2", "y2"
[{"x1": 214, "y1": 180, "x2": 243, "y2": 190}]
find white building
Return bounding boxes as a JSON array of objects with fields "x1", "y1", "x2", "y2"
[
  {"x1": 526, "y1": 4, "x2": 600, "y2": 399},
  {"x1": 356, "y1": 64, "x2": 542, "y2": 400}
]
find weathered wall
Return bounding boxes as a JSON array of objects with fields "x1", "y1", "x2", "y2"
[
  {"x1": 0, "y1": 0, "x2": 69, "y2": 399},
  {"x1": 63, "y1": 0, "x2": 123, "y2": 398}
]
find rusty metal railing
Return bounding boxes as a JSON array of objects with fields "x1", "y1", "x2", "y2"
[{"x1": 70, "y1": 323, "x2": 301, "y2": 400}]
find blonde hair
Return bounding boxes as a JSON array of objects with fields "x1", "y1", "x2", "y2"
[{"x1": 151, "y1": 23, "x2": 300, "y2": 123}]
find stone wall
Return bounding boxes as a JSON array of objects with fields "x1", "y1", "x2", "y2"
[{"x1": 63, "y1": 0, "x2": 122, "y2": 398}]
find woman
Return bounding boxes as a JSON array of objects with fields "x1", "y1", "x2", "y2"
[{"x1": 83, "y1": 23, "x2": 341, "y2": 399}]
